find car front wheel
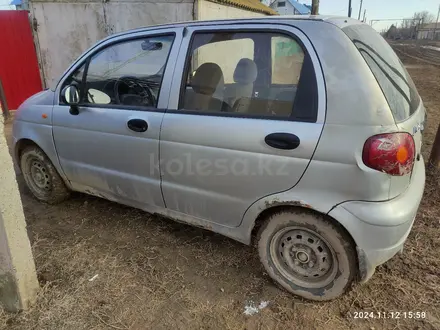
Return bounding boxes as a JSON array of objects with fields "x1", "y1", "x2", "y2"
[
  {"x1": 257, "y1": 209, "x2": 357, "y2": 301},
  {"x1": 20, "y1": 145, "x2": 70, "y2": 204}
]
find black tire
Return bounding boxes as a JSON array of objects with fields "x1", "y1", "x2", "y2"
[
  {"x1": 20, "y1": 146, "x2": 70, "y2": 204},
  {"x1": 257, "y1": 209, "x2": 357, "y2": 301}
]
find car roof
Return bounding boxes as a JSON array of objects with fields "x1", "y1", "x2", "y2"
[{"x1": 106, "y1": 15, "x2": 363, "y2": 40}]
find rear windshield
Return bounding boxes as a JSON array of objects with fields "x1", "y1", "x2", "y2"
[{"x1": 343, "y1": 24, "x2": 420, "y2": 122}]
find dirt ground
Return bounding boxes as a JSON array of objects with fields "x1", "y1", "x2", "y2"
[
  {"x1": 392, "y1": 40, "x2": 440, "y2": 66},
  {"x1": 1, "y1": 51, "x2": 440, "y2": 330}
]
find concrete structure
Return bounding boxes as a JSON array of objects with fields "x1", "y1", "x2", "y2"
[
  {"x1": 270, "y1": 0, "x2": 310, "y2": 16},
  {"x1": 417, "y1": 22, "x2": 440, "y2": 40},
  {"x1": 0, "y1": 117, "x2": 39, "y2": 312},
  {"x1": 29, "y1": 0, "x2": 276, "y2": 88}
]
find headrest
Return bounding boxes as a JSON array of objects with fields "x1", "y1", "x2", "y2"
[
  {"x1": 192, "y1": 63, "x2": 223, "y2": 95},
  {"x1": 233, "y1": 58, "x2": 257, "y2": 84}
]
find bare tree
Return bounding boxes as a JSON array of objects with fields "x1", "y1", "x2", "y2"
[
  {"x1": 413, "y1": 10, "x2": 435, "y2": 26},
  {"x1": 398, "y1": 19, "x2": 415, "y2": 39},
  {"x1": 400, "y1": 19, "x2": 413, "y2": 29},
  {"x1": 393, "y1": 11, "x2": 436, "y2": 39}
]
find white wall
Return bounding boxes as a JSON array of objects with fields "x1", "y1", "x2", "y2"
[
  {"x1": 198, "y1": 0, "x2": 266, "y2": 20},
  {"x1": 417, "y1": 30, "x2": 440, "y2": 40},
  {"x1": 31, "y1": 0, "x2": 193, "y2": 88},
  {"x1": 193, "y1": 38, "x2": 255, "y2": 84}
]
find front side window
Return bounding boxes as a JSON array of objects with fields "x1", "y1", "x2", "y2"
[
  {"x1": 180, "y1": 31, "x2": 317, "y2": 121},
  {"x1": 62, "y1": 34, "x2": 175, "y2": 108},
  {"x1": 277, "y1": 1, "x2": 286, "y2": 7}
]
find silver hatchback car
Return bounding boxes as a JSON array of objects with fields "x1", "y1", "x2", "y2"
[{"x1": 13, "y1": 16, "x2": 426, "y2": 300}]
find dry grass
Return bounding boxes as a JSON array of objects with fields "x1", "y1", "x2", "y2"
[{"x1": 1, "y1": 50, "x2": 440, "y2": 330}]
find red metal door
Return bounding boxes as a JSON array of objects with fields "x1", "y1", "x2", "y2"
[{"x1": 0, "y1": 11, "x2": 42, "y2": 110}]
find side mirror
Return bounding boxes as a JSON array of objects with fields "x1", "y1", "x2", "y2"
[
  {"x1": 62, "y1": 85, "x2": 80, "y2": 115},
  {"x1": 62, "y1": 85, "x2": 80, "y2": 105}
]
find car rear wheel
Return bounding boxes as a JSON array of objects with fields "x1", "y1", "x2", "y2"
[
  {"x1": 257, "y1": 209, "x2": 357, "y2": 301},
  {"x1": 20, "y1": 146, "x2": 70, "y2": 204}
]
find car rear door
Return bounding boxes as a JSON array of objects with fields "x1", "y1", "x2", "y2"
[
  {"x1": 159, "y1": 23, "x2": 326, "y2": 227},
  {"x1": 52, "y1": 28, "x2": 182, "y2": 208}
]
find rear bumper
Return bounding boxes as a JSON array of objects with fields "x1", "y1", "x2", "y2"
[{"x1": 328, "y1": 158, "x2": 425, "y2": 282}]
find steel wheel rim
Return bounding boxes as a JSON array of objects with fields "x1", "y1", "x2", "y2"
[
  {"x1": 26, "y1": 157, "x2": 52, "y2": 193},
  {"x1": 270, "y1": 226, "x2": 338, "y2": 288}
]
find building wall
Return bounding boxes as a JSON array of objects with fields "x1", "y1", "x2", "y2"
[
  {"x1": 31, "y1": 0, "x2": 194, "y2": 88},
  {"x1": 417, "y1": 30, "x2": 429, "y2": 39},
  {"x1": 31, "y1": 0, "x2": 271, "y2": 88},
  {"x1": 270, "y1": 0, "x2": 296, "y2": 16},
  {"x1": 0, "y1": 11, "x2": 42, "y2": 109},
  {"x1": 198, "y1": 0, "x2": 266, "y2": 20},
  {"x1": 417, "y1": 30, "x2": 440, "y2": 40}
]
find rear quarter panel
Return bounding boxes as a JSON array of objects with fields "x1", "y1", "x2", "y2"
[{"x1": 293, "y1": 21, "x2": 399, "y2": 204}]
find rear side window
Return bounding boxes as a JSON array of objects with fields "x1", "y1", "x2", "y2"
[
  {"x1": 179, "y1": 31, "x2": 318, "y2": 122},
  {"x1": 343, "y1": 24, "x2": 420, "y2": 122}
]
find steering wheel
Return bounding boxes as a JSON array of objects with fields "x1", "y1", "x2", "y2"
[{"x1": 114, "y1": 76, "x2": 156, "y2": 106}]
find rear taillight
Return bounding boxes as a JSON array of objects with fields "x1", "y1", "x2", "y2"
[{"x1": 362, "y1": 133, "x2": 415, "y2": 176}]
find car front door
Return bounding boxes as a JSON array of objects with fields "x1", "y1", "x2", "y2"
[
  {"x1": 52, "y1": 28, "x2": 182, "y2": 209},
  {"x1": 159, "y1": 24, "x2": 325, "y2": 227}
]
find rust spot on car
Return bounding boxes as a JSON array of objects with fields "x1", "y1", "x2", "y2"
[{"x1": 264, "y1": 199, "x2": 313, "y2": 210}]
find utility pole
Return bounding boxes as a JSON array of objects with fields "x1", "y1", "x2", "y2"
[
  {"x1": 415, "y1": 18, "x2": 422, "y2": 40},
  {"x1": 434, "y1": 4, "x2": 440, "y2": 40},
  {"x1": 358, "y1": 0, "x2": 363, "y2": 20},
  {"x1": 363, "y1": 9, "x2": 367, "y2": 22},
  {"x1": 430, "y1": 5, "x2": 440, "y2": 165},
  {"x1": 348, "y1": 0, "x2": 352, "y2": 17},
  {"x1": 0, "y1": 79, "x2": 9, "y2": 120},
  {"x1": 430, "y1": 124, "x2": 440, "y2": 168},
  {"x1": 311, "y1": 0, "x2": 319, "y2": 15}
]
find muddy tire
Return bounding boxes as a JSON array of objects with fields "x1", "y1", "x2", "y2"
[
  {"x1": 257, "y1": 209, "x2": 357, "y2": 301},
  {"x1": 20, "y1": 146, "x2": 70, "y2": 204}
]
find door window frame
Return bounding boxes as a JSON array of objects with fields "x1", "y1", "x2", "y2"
[
  {"x1": 55, "y1": 28, "x2": 182, "y2": 112},
  {"x1": 168, "y1": 24, "x2": 326, "y2": 123}
]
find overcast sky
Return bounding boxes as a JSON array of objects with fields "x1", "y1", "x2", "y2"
[
  {"x1": 0, "y1": 0, "x2": 14, "y2": 10},
  {"x1": 309, "y1": 0, "x2": 440, "y2": 31}
]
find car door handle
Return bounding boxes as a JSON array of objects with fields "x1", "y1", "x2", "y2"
[
  {"x1": 265, "y1": 133, "x2": 300, "y2": 150},
  {"x1": 127, "y1": 119, "x2": 148, "y2": 133}
]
